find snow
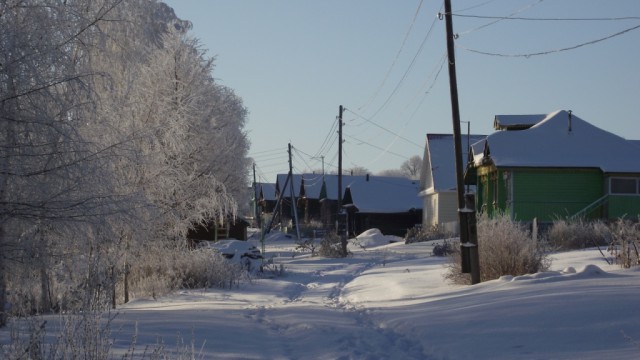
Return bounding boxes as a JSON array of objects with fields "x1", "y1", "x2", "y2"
[
  {"x1": 473, "y1": 110, "x2": 640, "y2": 173},
  {"x1": 493, "y1": 114, "x2": 546, "y2": 129},
  {"x1": 344, "y1": 176, "x2": 422, "y2": 213},
  {"x1": 4, "y1": 230, "x2": 640, "y2": 359}
]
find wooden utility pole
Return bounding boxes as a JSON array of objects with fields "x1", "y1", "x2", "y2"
[
  {"x1": 337, "y1": 105, "x2": 348, "y2": 256},
  {"x1": 288, "y1": 143, "x2": 301, "y2": 239},
  {"x1": 337, "y1": 106, "x2": 344, "y2": 212},
  {"x1": 253, "y1": 163, "x2": 261, "y2": 229},
  {"x1": 443, "y1": 0, "x2": 480, "y2": 284}
]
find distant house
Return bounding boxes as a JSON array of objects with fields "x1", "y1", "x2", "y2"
[
  {"x1": 470, "y1": 110, "x2": 640, "y2": 222},
  {"x1": 316, "y1": 174, "x2": 364, "y2": 229},
  {"x1": 342, "y1": 175, "x2": 422, "y2": 237},
  {"x1": 419, "y1": 133, "x2": 486, "y2": 233},
  {"x1": 274, "y1": 173, "x2": 305, "y2": 227},
  {"x1": 255, "y1": 182, "x2": 277, "y2": 214},
  {"x1": 273, "y1": 173, "x2": 360, "y2": 229},
  {"x1": 187, "y1": 216, "x2": 249, "y2": 244}
]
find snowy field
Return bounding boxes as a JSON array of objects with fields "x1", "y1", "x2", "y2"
[{"x1": 5, "y1": 229, "x2": 640, "y2": 359}]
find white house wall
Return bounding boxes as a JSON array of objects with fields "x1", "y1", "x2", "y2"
[
  {"x1": 422, "y1": 191, "x2": 459, "y2": 233},
  {"x1": 423, "y1": 193, "x2": 438, "y2": 227},
  {"x1": 437, "y1": 191, "x2": 459, "y2": 226}
]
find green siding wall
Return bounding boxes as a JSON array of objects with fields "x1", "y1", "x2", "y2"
[
  {"x1": 477, "y1": 167, "x2": 509, "y2": 218},
  {"x1": 608, "y1": 195, "x2": 640, "y2": 219},
  {"x1": 511, "y1": 169, "x2": 603, "y2": 221}
]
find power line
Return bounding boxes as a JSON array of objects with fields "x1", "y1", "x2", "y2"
[
  {"x1": 454, "y1": 0, "x2": 500, "y2": 13},
  {"x1": 344, "y1": 135, "x2": 410, "y2": 160},
  {"x1": 457, "y1": 23, "x2": 640, "y2": 58},
  {"x1": 454, "y1": 0, "x2": 544, "y2": 36},
  {"x1": 249, "y1": 147, "x2": 286, "y2": 156},
  {"x1": 358, "y1": 0, "x2": 425, "y2": 111},
  {"x1": 292, "y1": 146, "x2": 318, "y2": 173},
  {"x1": 361, "y1": 10, "x2": 441, "y2": 121},
  {"x1": 344, "y1": 108, "x2": 423, "y2": 148},
  {"x1": 402, "y1": 52, "x2": 447, "y2": 113},
  {"x1": 452, "y1": 14, "x2": 640, "y2": 21},
  {"x1": 312, "y1": 118, "x2": 338, "y2": 158}
]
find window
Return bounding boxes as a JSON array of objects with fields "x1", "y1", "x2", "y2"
[{"x1": 610, "y1": 178, "x2": 638, "y2": 195}]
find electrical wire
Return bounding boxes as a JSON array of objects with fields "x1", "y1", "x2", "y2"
[
  {"x1": 312, "y1": 118, "x2": 338, "y2": 158},
  {"x1": 249, "y1": 147, "x2": 285, "y2": 156},
  {"x1": 344, "y1": 135, "x2": 410, "y2": 159},
  {"x1": 402, "y1": 52, "x2": 447, "y2": 113},
  {"x1": 344, "y1": 108, "x2": 423, "y2": 148},
  {"x1": 454, "y1": 0, "x2": 500, "y2": 13},
  {"x1": 455, "y1": 0, "x2": 544, "y2": 36},
  {"x1": 361, "y1": 10, "x2": 441, "y2": 122},
  {"x1": 358, "y1": 0, "x2": 425, "y2": 111},
  {"x1": 292, "y1": 146, "x2": 317, "y2": 173},
  {"x1": 452, "y1": 14, "x2": 640, "y2": 22},
  {"x1": 457, "y1": 23, "x2": 640, "y2": 58}
]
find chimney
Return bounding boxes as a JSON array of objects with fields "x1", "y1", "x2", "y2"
[
  {"x1": 568, "y1": 110, "x2": 572, "y2": 133},
  {"x1": 366, "y1": 174, "x2": 370, "y2": 181}
]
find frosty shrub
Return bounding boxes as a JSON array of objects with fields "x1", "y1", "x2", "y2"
[
  {"x1": 128, "y1": 241, "x2": 246, "y2": 300},
  {"x1": 298, "y1": 220, "x2": 327, "y2": 239},
  {"x1": 445, "y1": 213, "x2": 551, "y2": 284},
  {"x1": 404, "y1": 225, "x2": 451, "y2": 244},
  {"x1": 295, "y1": 238, "x2": 320, "y2": 256},
  {"x1": 432, "y1": 239, "x2": 455, "y2": 257},
  {"x1": 548, "y1": 218, "x2": 611, "y2": 250},
  {"x1": 1, "y1": 312, "x2": 204, "y2": 360},
  {"x1": 319, "y1": 232, "x2": 346, "y2": 258},
  {"x1": 2, "y1": 312, "x2": 113, "y2": 360},
  {"x1": 608, "y1": 219, "x2": 640, "y2": 268}
]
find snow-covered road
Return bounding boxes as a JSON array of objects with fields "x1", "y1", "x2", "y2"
[{"x1": 99, "y1": 231, "x2": 640, "y2": 359}]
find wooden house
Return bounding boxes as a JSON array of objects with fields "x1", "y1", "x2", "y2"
[
  {"x1": 419, "y1": 133, "x2": 486, "y2": 233},
  {"x1": 342, "y1": 175, "x2": 422, "y2": 237},
  {"x1": 187, "y1": 216, "x2": 249, "y2": 244},
  {"x1": 273, "y1": 173, "x2": 359, "y2": 229},
  {"x1": 469, "y1": 110, "x2": 640, "y2": 222},
  {"x1": 256, "y1": 182, "x2": 277, "y2": 214}
]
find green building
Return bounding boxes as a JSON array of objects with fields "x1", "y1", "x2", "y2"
[{"x1": 469, "y1": 110, "x2": 640, "y2": 223}]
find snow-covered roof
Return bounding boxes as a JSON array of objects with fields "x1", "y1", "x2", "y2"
[
  {"x1": 316, "y1": 174, "x2": 365, "y2": 201},
  {"x1": 493, "y1": 114, "x2": 546, "y2": 130},
  {"x1": 275, "y1": 174, "x2": 303, "y2": 197},
  {"x1": 275, "y1": 173, "x2": 363, "y2": 200},
  {"x1": 423, "y1": 133, "x2": 486, "y2": 192},
  {"x1": 473, "y1": 110, "x2": 640, "y2": 173},
  {"x1": 257, "y1": 183, "x2": 276, "y2": 201},
  {"x1": 343, "y1": 175, "x2": 422, "y2": 213}
]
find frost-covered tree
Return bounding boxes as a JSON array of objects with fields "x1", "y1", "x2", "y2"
[
  {"x1": 0, "y1": 0, "x2": 250, "y2": 324},
  {"x1": 377, "y1": 169, "x2": 407, "y2": 178},
  {"x1": 400, "y1": 155, "x2": 422, "y2": 180},
  {"x1": 0, "y1": 0, "x2": 134, "y2": 324}
]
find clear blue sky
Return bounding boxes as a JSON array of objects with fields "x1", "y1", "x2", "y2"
[{"x1": 163, "y1": 0, "x2": 640, "y2": 184}]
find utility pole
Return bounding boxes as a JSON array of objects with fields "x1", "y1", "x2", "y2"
[
  {"x1": 288, "y1": 143, "x2": 301, "y2": 239},
  {"x1": 253, "y1": 163, "x2": 261, "y2": 229},
  {"x1": 338, "y1": 106, "x2": 343, "y2": 212},
  {"x1": 443, "y1": 0, "x2": 480, "y2": 284},
  {"x1": 337, "y1": 105, "x2": 348, "y2": 256}
]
